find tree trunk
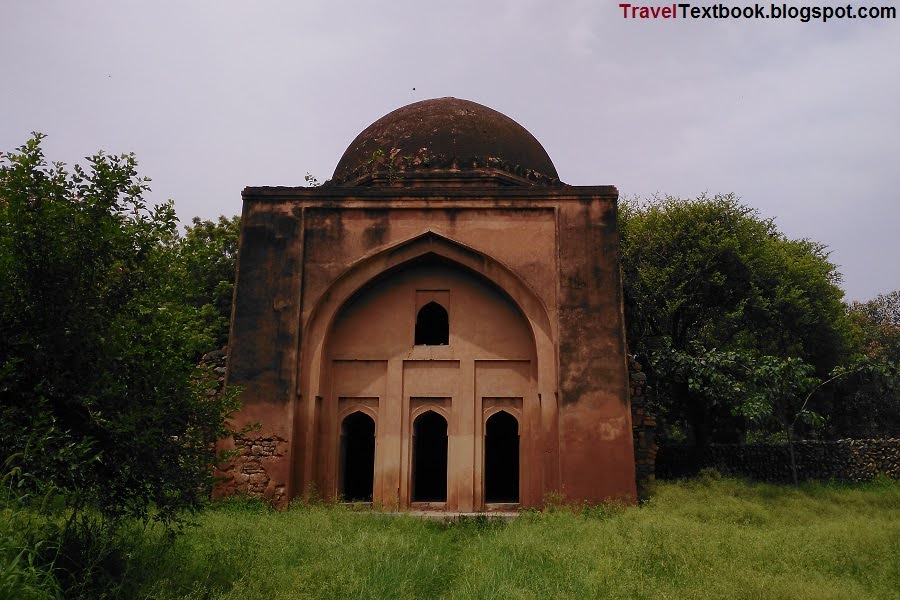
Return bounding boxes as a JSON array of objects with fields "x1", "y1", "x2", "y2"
[{"x1": 786, "y1": 433, "x2": 799, "y2": 486}]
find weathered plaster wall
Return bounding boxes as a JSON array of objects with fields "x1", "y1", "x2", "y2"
[
  {"x1": 299, "y1": 205, "x2": 558, "y2": 330},
  {"x1": 223, "y1": 185, "x2": 636, "y2": 507},
  {"x1": 207, "y1": 347, "x2": 289, "y2": 504},
  {"x1": 557, "y1": 197, "x2": 636, "y2": 503}
]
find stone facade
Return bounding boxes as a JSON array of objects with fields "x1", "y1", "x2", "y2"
[{"x1": 218, "y1": 98, "x2": 637, "y2": 509}]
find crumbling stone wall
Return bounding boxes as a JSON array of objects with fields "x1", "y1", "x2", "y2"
[
  {"x1": 194, "y1": 347, "x2": 228, "y2": 396},
  {"x1": 656, "y1": 439, "x2": 900, "y2": 483},
  {"x1": 201, "y1": 347, "x2": 288, "y2": 506},
  {"x1": 629, "y1": 356, "x2": 657, "y2": 501},
  {"x1": 215, "y1": 436, "x2": 288, "y2": 505}
]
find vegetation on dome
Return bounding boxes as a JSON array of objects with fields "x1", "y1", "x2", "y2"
[{"x1": 331, "y1": 98, "x2": 560, "y2": 185}]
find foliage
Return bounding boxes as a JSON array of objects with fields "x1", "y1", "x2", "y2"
[
  {"x1": 817, "y1": 292, "x2": 900, "y2": 438},
  {"x1": 170, "y1": 215, "x2": 240, "y2": 348},
  {"x1": 846, "y1": 291, "x2": 900, "y2": 368},
  {"x1": 1, "y1": 476, "x2": 63, "y2": 600},
  {"x1": 651, "y1": 345, "x2": 832, "y2": 482},
  {"x1": 133, "y1": 479, "x2": 900, "y2": 599},
  {"x1": 822, "y1": 357, "x2": 900, "y2": 440},
  {"x1": 621, "y1": 193, "x2": 848, "y2": 363},
  {"x1": 738, "y1": 356, "x2": 829, "y2": 484},
  {"x1": 738, "y1": 356, "x2": 823, "y2": 431},
  {"x1": 648, "y1": 344, "x2": 750, "y2": 438},
  {"x1": 0, "y1": 134, "x2": 241, "y2": 596},
  {"x1": 620, "y1": 193, "x2": 853, "y2": 444},
  {"x1": 849, "y1": 291, "x2": 900, "y2": 359}
]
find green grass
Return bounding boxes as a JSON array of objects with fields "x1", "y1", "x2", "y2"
[{"x1": 130, "y1": 477, "x2": 900, "y2": 600}]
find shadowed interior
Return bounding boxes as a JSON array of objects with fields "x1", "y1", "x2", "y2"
[
  {"x1": 339, "y1": 412, "x2": 375, "y2": 502},
  {"x1": 414, "y1": 301, "x2": 449, "y2": 345},
  {"x1": 485, "y1": 411, "x2": 519, "y2": 503},
  {"x1": 412, "y1": 411, "x2": 448, "y2": 502}
]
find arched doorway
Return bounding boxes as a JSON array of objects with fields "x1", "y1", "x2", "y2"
[
  {"x1": 485, "y1": 411, "x2": 519, "y2": 503},
  {"x1": 339, "y1": 412, "x2": 376, "y2": 502},
  {"x1": 317, "y1": 251, "x2": 546, "y2": 510},
  {"x1": 412, "y1": 411, "x2": 448, "y2": 502}
]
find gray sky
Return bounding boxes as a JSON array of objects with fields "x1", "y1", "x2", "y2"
[{"x1": 3, "y1": 1, "x2": 898, "y2": 301}]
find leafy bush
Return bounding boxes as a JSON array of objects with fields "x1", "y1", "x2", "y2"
[{"x1": 0, "y1": 134, "x2": 240, "y2": 597}]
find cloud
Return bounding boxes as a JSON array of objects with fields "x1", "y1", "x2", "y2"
[{"x1": 1, "y1": 1, "x2": 896, "y2": 300}]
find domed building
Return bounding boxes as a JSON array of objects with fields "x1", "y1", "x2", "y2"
[{"x1": 220, "y1": 98, "x2": 636, "y2": 510}]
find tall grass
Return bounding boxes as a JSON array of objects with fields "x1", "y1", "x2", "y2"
[
  {"x1": 134, "y1": 477, "x2": 900, "y2": 600},
  {"x1": 0, "y1": 503, "x2": 62, "y2": 600},
  {"x1": 0, "y1": 485, "x2": 172, "y2": 599}
]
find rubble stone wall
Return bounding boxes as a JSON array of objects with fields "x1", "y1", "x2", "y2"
[
  {"x1": 656, "y1": 439, "x2": 900, "y2": 483},
  {"x1": 214, "y1": 435, "x2": 288, "y2": 506},
  {"x1": 629, "y1": 356, "x2": 657, "y2": 501},
  {"x1": 201, "y1": 347, "x2": 288, "y2": 506}
]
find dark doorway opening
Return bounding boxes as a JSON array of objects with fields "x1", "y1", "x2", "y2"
[
  {"x1": 414, "y1": 302, "x2": 449, "y2": 345},
  {"x1": 485, "y1": 411, "x2": 519, "y2": 503},
  {"x1": 339, "y1": 412, "x2": 375, "y2": 502},
  {"x1": 412, "y1": 411, "x2": 448, "y2": 502}
]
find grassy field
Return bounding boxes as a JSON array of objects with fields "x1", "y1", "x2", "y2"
[{"x1": 127, "y1": 476, "x2": 900, "y2": 600}]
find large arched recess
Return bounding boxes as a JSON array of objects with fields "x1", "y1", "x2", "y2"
[{"x1": 292, "y1": 231, "x2": 558, "y2": 500}]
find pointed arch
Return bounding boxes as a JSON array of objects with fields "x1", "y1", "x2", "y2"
[
  {"x1": 484, "y1": 410, "x2": 520, "y2": 503},
  {"x1": 339, "y1": 411, "x2": 376, "y2": 502},
  {"x1": 294, "y1": 231, "x2": 558, "y2": 502},
  {"x1": 412, "y1": 410, "x2": 449, "y2": 502},
  {"x1": 299, "y1": 231, "x2": 556, "y2": 398},
  {"x1": 414, "y1": 301, "x2": 449, "y2": 345}
]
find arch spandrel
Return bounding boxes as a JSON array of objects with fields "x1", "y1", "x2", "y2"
[
  {"x1": 483, "y1": 405, "x2": 523, "y2": 424},
  {"x1": 337, "y1": 405, "x2": 380, "y2": 433},
  {"x1": 410, "y1": 403, "x2": 452, "y2": 425},
  {"x1": 297, "y1": 231, "x2": 557, "y2": 400},
  {"x1": 294, "y1": 231, "x2": 559, "y2": 508}
]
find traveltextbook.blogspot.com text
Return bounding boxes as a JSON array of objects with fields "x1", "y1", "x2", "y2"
[{"x1": 619, "y1": 3, "x2": 896, "y2": 22}]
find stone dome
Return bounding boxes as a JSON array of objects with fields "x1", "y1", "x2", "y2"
[{"x1": 330, "y1": 97, "x2": 560, "y2": 186}]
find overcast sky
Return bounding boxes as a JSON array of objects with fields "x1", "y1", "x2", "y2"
[{"x1": 3, "y1": 1, "x2": 897, "y2": 301}]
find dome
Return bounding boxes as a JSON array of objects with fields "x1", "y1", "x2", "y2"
[{"x1": 329, "y1": 97, "x2": 559, "y2": 186}]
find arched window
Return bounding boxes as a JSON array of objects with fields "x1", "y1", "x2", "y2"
[
  {"x1": 485, "y1": 411, "x2": 519, "y2": 503},
  {"x1": 414, "y1": 302, "x2": 449, "y2": 345},
  {"x1": 339, "y1": 412, "x2": 376, "y2": 502}
]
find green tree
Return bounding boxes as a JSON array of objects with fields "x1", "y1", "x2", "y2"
[
  {"x1": 0, "y1": 134, "x2": 239, "y2": 592},
  {"x1": 620, "y1": 193, "x2": 851, "y2": 445},
  {"x1": 738, "y1": 356, "x2": 826, "y2": 484},
  {"x1": 819, "y1": 292, "x2": 900, "y2": 439},
  {"x1": 848, "y1": 291, "x2": 900, "y2": 362},
  {"x1": 171, "y1": 215, "x2": 240, "y2": 348}
]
